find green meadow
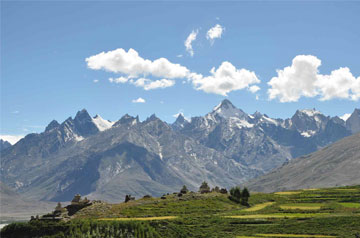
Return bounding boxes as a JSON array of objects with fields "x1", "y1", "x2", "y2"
[{"x1": 1, "y1": 186, "x2": 360, "y2": 237}]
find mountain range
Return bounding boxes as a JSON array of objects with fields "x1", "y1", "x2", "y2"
[{"x1": 1, "y1": 100, "x2": 359, "y2": 202}]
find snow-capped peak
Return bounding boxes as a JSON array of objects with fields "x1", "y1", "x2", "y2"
[
  {"x1": 299, "y1": 109, "x2": 322, "y2": 117},
  {"x1": 92, "y1": 115, "x2": 114, "y2": 131},
  {"x1": 212, "y1": 99, "x2": 247, "y2": 119}
]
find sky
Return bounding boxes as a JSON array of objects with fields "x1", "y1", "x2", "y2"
[{"x1": 1, "y1": 1, "x2": 360, "y2": 144}]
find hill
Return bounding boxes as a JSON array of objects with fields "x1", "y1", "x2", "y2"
[
  {"x1": 246, "y1": 133, "x2": 360, "y2": 192},
  {"x1": 1, "y1": 186, "x2": 360, "y2": 237}
]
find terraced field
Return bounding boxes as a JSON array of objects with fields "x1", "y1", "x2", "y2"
[
  {"x1": 71, "y1": 185, "x2": 360, "y2": 237},
  {"x1": 2, "y1": 186, "x2": 360, "y2": 237}
]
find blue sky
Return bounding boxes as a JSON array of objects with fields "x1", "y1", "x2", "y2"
[{"x1": 1, "y1": 1, "x2": 360, "y2": 143}]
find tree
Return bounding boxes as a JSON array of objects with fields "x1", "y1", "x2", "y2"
[
  {"x1": 199, "y1": 181, "x2": 210, "y2": 194},
  {"x1": 241, "y1": 187, "x2": 250, "y2": 206},
  {"x1": 230, "y1": 186, "x2": 242, "y2": 202},
  {"x1": 180, "y1": 185, "x2": 188, "y2": 194}
]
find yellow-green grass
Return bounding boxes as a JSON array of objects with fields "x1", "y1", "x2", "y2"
[
  {"x1": 223, "y1": 213, "x2": 330, "y2": 219},
  {"x1": 256, "y1": 234, "x2": 336, "y2": 237},
  {"x1": 302, "y1": 188, "x2": 320, "y2": 191},
  {"x1": 243, "y1": 202, "x2": 275, "y2": 212},
  {"x1": 237, "y1": 236, "x2": 258, "y2": 238},
  {"x1": 279, "y1": 203, "x2": 322, "y2": 210},
  {"x1": 98, "y1": 216, "x2": 177, "y2": 221},
  {"x1": 339, "y1": 202, "x2": 360, "y2": 208},
  {"x1": 236, "y1": 236, "x2": 258, "y2": 238},
  {"x1": 275, "y1": 191, "x2": 302, "y2": 195},
  {"x1": 334, "y1": 188, "x2": 358, "y2": 192}
]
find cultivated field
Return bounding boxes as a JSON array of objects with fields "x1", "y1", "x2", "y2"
[{"x1": 2, "y1": 186, "x2": 360, "y2": 237}]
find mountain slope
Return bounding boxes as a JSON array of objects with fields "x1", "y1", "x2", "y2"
[
  {"x1": 0, "y1": 181, "x2": 54, "y2": 220},
  {"x1": 246, "y1": 133, "x2": 360, "y2": 192}
]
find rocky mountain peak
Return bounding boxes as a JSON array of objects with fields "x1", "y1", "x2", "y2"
[
  {"x1": 114, "y1": 114, "x2": 139, "y2": 126},
  {"x1": 346, "y1": 108, "x2": 360, "y2": 134},
  {"x1": 74, "y1": 109, "x2": 92, "y2": 121},
  {"x1": 0, "y1": 139, "x2": 12, "y2": 151},
  {"x1": 172, "y1": 113, "x2": 190, "y2": 130},
  {"x1": 211, "y1": 99, "x2": 247, "y2": 119},
  {"x1": 73, "y1": 109, "x2": 99, "y2": 136},
  {"x1": 145, "y1": 114, "x2": 160, "y2": 123},
  {"x1": 45, "y1": 120, "x2": 60, "y2": 132},
  {"x1": 252, "y1": 111, "x2": 263, "y2": 119}
]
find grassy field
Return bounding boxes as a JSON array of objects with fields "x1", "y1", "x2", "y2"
[
  {"x1": 71, "y1": 185, "x2": 360, "y2": 237},
  {"x1": 2, "y1": 186, "x2": 360, "y2": 237}
]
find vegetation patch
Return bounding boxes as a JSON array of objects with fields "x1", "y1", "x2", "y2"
[
  {"x1": 98, "y1": 216, "x2": 177, "y2": 221},
  {"x1": 275, "y1": 191, "x2": 302, "y2": 195},
  {"x1": 339, "y1": 202, "x2": 360, "y2": 208},
  {"x1": 256, "y1": 234, "x2": 337, "y2": 237},
  {"x1": 279, "y1": 203, "x2": 322, "y2": 210},
  {"x1": 243, "y1": 202, "x2": 275, "y2": 212},
  {"x1": 224, "y1": 213, "x2": 330, "y2": 219}
]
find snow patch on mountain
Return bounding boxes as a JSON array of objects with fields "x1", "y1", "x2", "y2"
[
  {"x1": 301, "y1": 130, "x2": 316, "y2": 137},
  {"x1": 340, "y1": 113, "x2": 351, "y2": 122},
  {"x1": 300, "y1": 109, "x2": 322, "y2": 117},
  {"x1": 92, "y1": 115, "x2": 115, "y2": 131},
  {"x1": 229, "y1": 117, "x2": 254, "y2": 129}
]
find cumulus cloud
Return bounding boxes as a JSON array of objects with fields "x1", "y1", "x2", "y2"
[
  {"x1": 249, "y1": 85, "x2": 260, "y2": 93},
  {"x1": 0, "y1": 135, "x2": 24, "y2": 145},
  {"x1": 185, "y1": 30, "x2": 198, "y2": 57},
  {"x1": 189, "y1": 61, "x2": 260, "y2": 96},
  {"x1": 130, "y1": 78, "x2": 175, "y2": 90},
  {"x1": 109, "y1": 76, "x2": 128, "y2": 84},
  {"x1": 132, "y1": 97, "x2": 146, "y2": 103},
  {"x1": 87, "y1": 48, "x2": 262, "y2": 95},
  {"x1": 206, "y1": 24, "x2": 224, "y2": 44},
  {"x1": 268, "y1": 55, "x2": 360, "y2": 102},
  {"x1": 86, "y1": 48, "x2": 189, "y2": 79}
]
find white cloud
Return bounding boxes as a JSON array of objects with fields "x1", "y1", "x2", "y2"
[
  {"x1": 130, "y1": 78, "x2": 175, "y2": 90},
  {"x1": 132, "y1": 97, "x2": 146, "y2": 103},
  {"x1": 86, "y1": 48, "x2": 189, "y2": 79},
  {"x1": 249, "y1": 85, "x2": 260, "y2": 93},
  {"x1": 109, "y1": 76, "x2": 128, "y2": 84},
  {"x1": 177, "y1": 54, "x2": 183, "y2": 58},
  {"x1": 185, "y1": 30, "x2": 198, "y2": 57},
  {"x1": 340, "y1": 113, "x2": 351, "y2": 121},
  {"x1": 316, "y1": 67, "x2": 360, "y2": 101},
  {"x1": 12, "y1": 110, "x2": 19, "y2": 114},
  {"x1": 0, "y1": 135, "x2": 24, "y2": 145},
  {"x1": 206, "y1": 24, "x2": 224, "y2": 44},
  {"x1": 268, "y1": 55, "x2": 360, "y2": 102},
  {"x1": 189, "y1": 61, "x2": 260, "y2": 96}
]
